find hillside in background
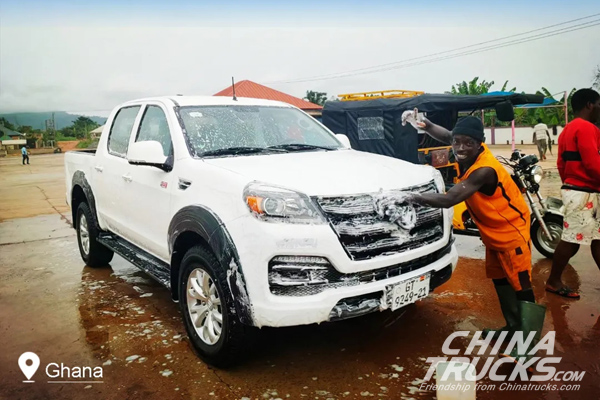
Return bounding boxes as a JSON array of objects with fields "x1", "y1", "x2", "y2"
[{"x1": 0, "y1": 111, "x2": 106, "y2": 130}]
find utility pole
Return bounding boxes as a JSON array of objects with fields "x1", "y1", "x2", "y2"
[{"x1": 564, "y1": 91, "x2": 568, "y2": 126}]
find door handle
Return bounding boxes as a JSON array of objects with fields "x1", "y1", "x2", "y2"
[
  {"x1": 122, "y1": 174, "x2": 132, "y2": 182},
  {"x1": 94, "y1": 165, "x2": 104, "y2": 172},
  {"x1": 178, "y1": 178, "x2": 192, "y2": 190}
]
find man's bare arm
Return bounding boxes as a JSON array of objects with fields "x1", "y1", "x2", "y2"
[
  {"x1": 408, "y1": 167, "x2": 496, "y2": 208},
  {"x1": 417, "y1": 118, "x2": 452, "y2": 145}
]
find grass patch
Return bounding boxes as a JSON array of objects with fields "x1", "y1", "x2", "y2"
[{"x1": 76, "y1": 139, "x2": 92, "y2": 149}]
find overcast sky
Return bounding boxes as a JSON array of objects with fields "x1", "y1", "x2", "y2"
[{"x1": 1, "y1": 0, "x2": 599, "y2": 116}]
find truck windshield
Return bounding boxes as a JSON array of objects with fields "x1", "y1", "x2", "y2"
[{"x1": 178, "y1": 106, "x2": 343, "y2": 157}]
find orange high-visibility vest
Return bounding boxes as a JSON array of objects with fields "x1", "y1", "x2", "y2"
[{"x1": 457, "y1": 145, "x2": 531, "y2": 251}]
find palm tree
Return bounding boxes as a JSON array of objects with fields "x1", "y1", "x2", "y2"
[
  {"x1": 527, "y1": 87, "x2": 577, "y2": 126},
  {"x1": 449, "y1": 77, "x2": 495, "y2": 95},
  {"x1": 500, "y1": 80, "x2": 516, "y2": 92},
  {"x1": 538, "y1": 87, "x2": 554, "y2": 99}
]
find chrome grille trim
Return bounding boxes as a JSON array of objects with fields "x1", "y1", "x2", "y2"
[{"x1": 315, "y1": 181, "x2": 444, "y2": 261}]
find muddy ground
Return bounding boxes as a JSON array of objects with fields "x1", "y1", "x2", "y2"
[{"x1": 0, "y1": 150, "x2": 598, "y2": 400}]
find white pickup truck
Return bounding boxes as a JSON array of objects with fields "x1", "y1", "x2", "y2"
[{"x1": 65, "y1": 95, "x2": 458, "y2": 366}]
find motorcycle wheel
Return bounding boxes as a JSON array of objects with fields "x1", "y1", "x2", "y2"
[{"x1": 531, "y1": 214, "x2": 563, "y2": 259}]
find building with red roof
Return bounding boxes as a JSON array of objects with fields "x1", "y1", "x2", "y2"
[{"x1": 213, "y1": 80, "x2": 322, "y2": 116}]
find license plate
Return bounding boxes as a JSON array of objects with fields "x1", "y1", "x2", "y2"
[{"x1": 388, "y1": 274, "x2": 430, "y2": 311}]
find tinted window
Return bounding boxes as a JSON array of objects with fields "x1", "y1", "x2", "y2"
[
  {"x1": 108, "y1": 106, "x2": 140, "y2": 157},
  {"x1": 136, "y1": 105, "x2": 172, "y2": 157}
]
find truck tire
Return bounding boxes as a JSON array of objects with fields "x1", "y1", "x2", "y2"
[
  {"x1": 179, "y1": 245, "x2": 246, "y2": 367},
  {"x1": 76, "y1": 202, "x2": 114, "y2": 267}
]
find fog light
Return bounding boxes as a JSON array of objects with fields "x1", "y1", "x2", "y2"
[{"x1": 269, "y1": 256, "x2": 333, "y2": 288}]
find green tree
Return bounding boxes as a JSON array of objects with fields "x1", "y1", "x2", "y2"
[
  {"x1": 0, "y1": 117, "x2": 17, "y2": 131},
  {"x1": 73, "y1": 116, "x2": 99, "y2": 138},
  {"x1": 500, "y1": 80, "x2": 516, "y2": 92},
  {"x1": 60, "y1": 126, "x2": 76, "y2": 138},
  {"x1": 449, "y1": 77, "x2": 495, "y2": 95},
  {"x1": 537, "y1": 87, "x2": 554, "y2": 99},
  {"x1": 58, "y1": 116, "x2": 100, "y2": 139},
  {"x1": 517, "y1": 87, "x2": 576, "y2": 127},
  {"x1": 304, "y1": 90, "x2": 328, "y2": 106}
]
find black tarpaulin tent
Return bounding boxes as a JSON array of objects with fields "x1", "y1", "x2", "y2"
[{"x1": 321, "y1": 92, "x2": 543, "y2": 164}]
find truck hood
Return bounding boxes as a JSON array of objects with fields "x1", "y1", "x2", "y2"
[{"x1": 203, "y1": 149, "x2": 436, "y2": 196}]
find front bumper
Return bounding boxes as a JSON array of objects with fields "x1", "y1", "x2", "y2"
[
  {"x1": 328, "y1": 262, "x2": 454, "y2": 322},
  {"x1": 226, "y1": 213, "x2": 457, "y2": 328},
  {"x1": 250, "y1": 244, "x2": 457, "y2": 327}
]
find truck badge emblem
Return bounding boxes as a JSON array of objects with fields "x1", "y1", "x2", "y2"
[{"x1": 373, "y1": 194, "x2": 417, "y2": 231}]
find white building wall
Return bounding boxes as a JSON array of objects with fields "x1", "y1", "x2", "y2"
[
  {"x1": 484, "y1": 126, "x2": 564, "y2": 145},
  {"x1": 0, "y1": 139, "x2": 26, "y2": 145}
]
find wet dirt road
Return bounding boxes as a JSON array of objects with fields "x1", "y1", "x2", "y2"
[{"x1": 1, "y1": 154, "x2": 599, "y2": 400}]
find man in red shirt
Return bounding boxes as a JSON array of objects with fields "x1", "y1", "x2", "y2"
[{"x1": 546, "y1": 88, "x2": 600, "y2": 298}]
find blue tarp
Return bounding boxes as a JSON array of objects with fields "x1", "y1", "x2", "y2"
[
  {"x1": 515, "y1": 97, "x2": 560, "y2": 108},
  {"x1": 483, "y1": 91, "x2": 518, "y2": 96}
]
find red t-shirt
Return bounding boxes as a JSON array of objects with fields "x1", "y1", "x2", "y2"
[{"x1": 557, "y1": 118, "x2": 600, "y2": 192}]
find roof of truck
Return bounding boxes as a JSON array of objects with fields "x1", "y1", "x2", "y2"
[{"x1": 121, "y1": 95, "x2": 296, "y2": 109}]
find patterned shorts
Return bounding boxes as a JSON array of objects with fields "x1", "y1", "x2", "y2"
[{"x1": 561, "y1": 189, "x2": 600, "y2": 245}]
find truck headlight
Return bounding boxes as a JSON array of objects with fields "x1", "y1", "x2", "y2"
[
  {"x1": 433, "y1": 168, "x2": 446, "y2": 194},
  {"x1": 531, "y1": 166, "x2": 543, "y2": 183},
  {"x1": 243, "y1": 183, "x2": 326, "y2": 224}
]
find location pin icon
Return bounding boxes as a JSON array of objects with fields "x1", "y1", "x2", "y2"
[{"x1": 18, "y1": 352, "x2": 40, "y2": 382}]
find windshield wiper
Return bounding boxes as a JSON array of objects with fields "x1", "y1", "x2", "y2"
[
  {"x1": 267, "y1": 144, "x2": 337, "y2": 152},
  {"x1": 199, "y1": 147, "x2": 286, "y2": 157}
]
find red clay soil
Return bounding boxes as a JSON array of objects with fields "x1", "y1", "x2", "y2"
[{"x1": 57, "y1": 141, "x2": 80, "y2": 152}]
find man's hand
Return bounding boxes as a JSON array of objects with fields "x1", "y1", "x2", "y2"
[
  {"x1": 401, "y1": 108, "x2": 426, "y2": 130},
  {"x1": 405, "y1": 192, "x2": 424, "y2": 205},
  {"x1": 403, "y1": 109, "x2": 452, "y2": 145}
]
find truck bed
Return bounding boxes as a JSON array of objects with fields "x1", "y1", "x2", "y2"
[{"x1": 67, "y1": 149, "x2": 96, "y2": 155}]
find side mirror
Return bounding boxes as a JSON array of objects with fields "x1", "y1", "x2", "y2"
[
  {"x1": 128, "y1": 141, "x2": 171, "y2": 171},
  {"x1": 495, "y1": 101, "x2": 515, "y2": 122},
  {"x1": 335, "y1": 134, "x2": 352, "y2": 149}
]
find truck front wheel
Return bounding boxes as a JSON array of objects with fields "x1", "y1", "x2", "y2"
[
  {"x1": 179, "y1": 246, "x2": 246, "y2": 367},
  {"x1": 76, "y1": 202, "x2": 114, "y2": 267}
]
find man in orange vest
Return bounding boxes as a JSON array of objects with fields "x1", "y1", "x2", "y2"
[{"x1": 404, "y1": 114, "x2": 546, "y2": 363}]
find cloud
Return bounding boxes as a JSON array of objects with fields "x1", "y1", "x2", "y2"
[{"x1": 1, "y1": 20, "x2": 598, "y2": 113}]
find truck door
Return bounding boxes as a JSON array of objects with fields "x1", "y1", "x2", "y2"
[
  {"x1": 95, "y1": 105, "x2": 142, "y2": 234},
  {"x1": 122, "y1": 104, "x2": 175, "y2": 261}
]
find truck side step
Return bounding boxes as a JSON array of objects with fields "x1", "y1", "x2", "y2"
[{"x1": 98, "y1": 233, "x2": 171, "y2": 289}]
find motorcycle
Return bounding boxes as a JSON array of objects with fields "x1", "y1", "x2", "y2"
[{"x1": 452, "y1": 150, "x2": 565, "y2": 259}]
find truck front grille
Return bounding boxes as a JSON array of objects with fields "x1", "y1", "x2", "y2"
[{"x1": 314, "y1": 181, "x2": 444, "y2": 261}]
